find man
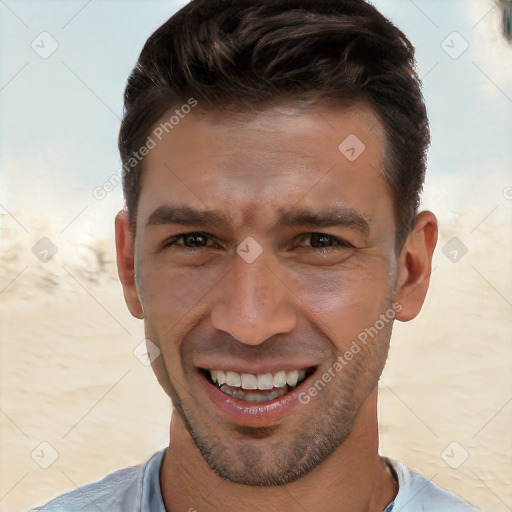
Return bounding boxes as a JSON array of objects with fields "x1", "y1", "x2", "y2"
[{"x1": 33, "y1": 0, "x2": 480, "y2": 510}]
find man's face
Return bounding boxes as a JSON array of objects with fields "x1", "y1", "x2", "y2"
[{"x1": 129, "y1": 102, "x2": 400, "y2": 485}]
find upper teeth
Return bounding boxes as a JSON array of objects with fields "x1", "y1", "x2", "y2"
[{"x1": 209, "y1": 369, "x2": 307, "y2": 390}]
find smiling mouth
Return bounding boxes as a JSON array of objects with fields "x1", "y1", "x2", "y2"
[{"x1": 203, "y1": 368, "x2": 313, "y2": 403}]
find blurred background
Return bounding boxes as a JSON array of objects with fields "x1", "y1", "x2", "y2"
[{"x1": 1, "y1": 1, "x2": 511, "y2": 510}]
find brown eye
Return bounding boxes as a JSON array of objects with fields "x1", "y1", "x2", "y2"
[
  {"x1": 309, "y1": 233, "x2": 334, "y2": 248},
  {"x1": 306, "y1": 233, "x2": 353, "y2": 249},
  {"x1": 162, "y1": 232, "x2": 212, "y2": 250},
  {"x1": 182, "y1": 232, "x2": 208, "y2": 247}
]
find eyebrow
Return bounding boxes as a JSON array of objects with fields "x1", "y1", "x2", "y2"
[
  {"x1": 146, "y1": 205, "x2": 232, "y2": 228},
  {"x1": 145, "y1": 204, "x2": 371, "y2": 235},
  {"x1": 275, "y1": 206, "x2": 370, "y2": 235}
]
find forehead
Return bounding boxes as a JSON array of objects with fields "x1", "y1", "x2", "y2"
[{"x1": 137, "y1": 101, "x2": 390, "y2": 229}]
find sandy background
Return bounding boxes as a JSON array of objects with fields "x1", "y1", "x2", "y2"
[{"x1": 1, "y1": 1, "x2": 511, "y2": 511}]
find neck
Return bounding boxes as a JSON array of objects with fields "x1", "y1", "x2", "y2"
[{"x1": 160, "y1": 390, "x2": 397, "y2": 512}]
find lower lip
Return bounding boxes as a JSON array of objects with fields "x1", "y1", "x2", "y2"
[{"x1": 199, "y1": 370, "x2": 315, "y2": 428}]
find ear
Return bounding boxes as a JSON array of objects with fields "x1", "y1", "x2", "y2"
[
  {"x1": 394, "y1": 211, "x2": 438, "y2": 322},
  {"x1": 115, "y1": 210, "x2": 144, "y2": 319}
]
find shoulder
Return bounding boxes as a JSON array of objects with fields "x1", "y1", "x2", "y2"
[
  {"x1": 29, "y1": 450, "x2": 166, "y2": 512},
  {"x1": 387, "y1": 458, "x2": 481, "y2": 512}
]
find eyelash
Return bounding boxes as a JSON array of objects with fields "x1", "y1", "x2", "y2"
[
  {"x1": 162, "y1": 232, "x2": 354, "y2": 251},
  {"x1": 302, "y1": 233, "x2": 354, "y2": 250},
  {"x1": 162, "y1": 232, "x2": 218, "y2": 250}
]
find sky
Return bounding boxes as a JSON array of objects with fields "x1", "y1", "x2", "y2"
[{"x1": 0, "y1": 0, "x2": 511, "y2": 212}]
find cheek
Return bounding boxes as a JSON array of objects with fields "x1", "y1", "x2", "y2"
[
  {"x1": 284, "y1": 257, "x2": 393, "y2": 345},
  {"x1": 137, "y1": 246, "x2": 394, "y2": 355},
  {"x1": 136, "y1": 255, "x2": 229, "y2": 353},
  {"x1": 137, "y1": 258, "x2": 214, "y2": 317},
  {"x1": 137, "y1": 261, "x2": 210, "y2": 390}
]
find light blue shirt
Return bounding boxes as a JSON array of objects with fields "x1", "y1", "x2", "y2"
[{"x1": 30, "y1": 449, "x2": 480, "y2": 511}]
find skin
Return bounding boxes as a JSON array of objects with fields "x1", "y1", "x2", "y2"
[{"x1": 116, "y1": 101, "x2": 438, "y2": 512}]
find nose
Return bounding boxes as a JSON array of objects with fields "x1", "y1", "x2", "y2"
[{"x1": 210, "y1": 250, "x2": 298, "y2": 345}]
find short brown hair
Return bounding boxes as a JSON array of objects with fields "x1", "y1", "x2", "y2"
[{"x1": 119, "y1": 0, "x2": 429, "y2": 247}]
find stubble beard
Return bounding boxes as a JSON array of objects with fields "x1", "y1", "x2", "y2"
[{"x1": 165, "y1": 315, "x2": 393, "y2": 487}]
